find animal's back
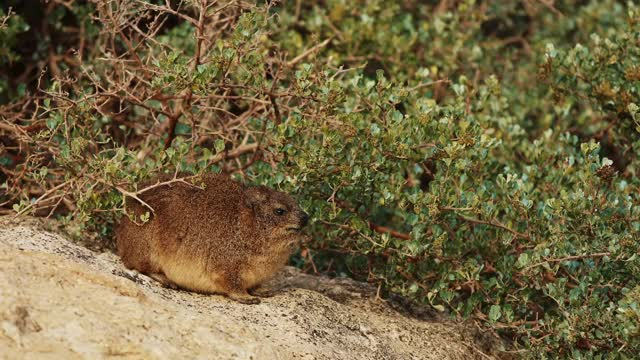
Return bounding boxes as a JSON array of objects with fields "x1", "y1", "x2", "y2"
[{"x1": 149, "y1": 173, "x2": 246, "y2": 260}]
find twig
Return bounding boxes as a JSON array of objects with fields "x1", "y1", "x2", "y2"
[
  {"x1": 0, "y1": 7, "x2": 14, "y2": 29},
  {"x1": 135, "y1": 177, "x2": 201, "y2": 194},
  {"x1": 287, "y1": 38, "x2": 332, "y2": 67},
  {"x1": 412, "y1": 143, "x2": 437, "y2": 149},
  {"x1": 536, "y1": 0, "x2": 564, "y2": 17},
  {"x1": 408, "y1": 79, "x2": 451, "y2": 92},
  {"x1": 115, "y1": 185, "x2": 156, "y2": 215},
  {"x1": 209, "y1": 143, "x2": 258, "y2": 164},
  {"x1": 164, "y1": 0, "x2": 207, "y2": 149},
  {"x1": 440, "y1": 206, "x2": 473, "y2": 212},
  {"x1": 319, "y1": 220, "x2": 383, "y2": 247},
  {"x1": 368, "y1": 222, "x2": 411, "y2": 240},
  {"x1": 132, "y1": 0, "x2": 198, "y2": 26},
  {"x1": 14, "y1": 180, "x2": 71, "y2": 217},
  {"x1": 458, "y1": 215, "x2": 530, "y2": 239},
  {"x1": 524, "y1": 252, "x2": 611, "y2": 271}
]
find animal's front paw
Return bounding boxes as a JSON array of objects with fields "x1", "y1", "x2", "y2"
[
  {"x1": 228, "y1": 292, "x2": 261, "y2": 304},
  {"x1": 249, "y1": 287, "x2": 277, "y2": 298}
]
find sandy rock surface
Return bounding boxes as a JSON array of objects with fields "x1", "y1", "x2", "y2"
[{"x1": 0, "y1": 217, "x2": 498, "y2": 359}]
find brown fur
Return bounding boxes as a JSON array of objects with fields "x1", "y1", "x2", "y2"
[{"x1": 115, "y1": 173, "x2": 308, "y2": 304}]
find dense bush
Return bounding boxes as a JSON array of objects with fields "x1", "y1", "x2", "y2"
[{"x1": 1, "y1": 0, "x2": 638, "y2": 357}]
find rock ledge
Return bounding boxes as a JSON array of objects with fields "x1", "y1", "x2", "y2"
[{"x1": 0, "y1": 217, "x2": 497, "y2": 359}]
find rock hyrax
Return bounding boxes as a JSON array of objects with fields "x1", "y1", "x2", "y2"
[{"x1": 115, "y1": 173, "x2": 309, "y2": 304}]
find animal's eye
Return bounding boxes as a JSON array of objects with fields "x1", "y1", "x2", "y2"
[{"x1": 274, "y1": 208, "x2": 287, "y2": 216}]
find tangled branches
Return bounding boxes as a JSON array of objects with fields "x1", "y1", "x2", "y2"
[{"x1": 0, "y1": 0, "x2": 327, "y2": 239}]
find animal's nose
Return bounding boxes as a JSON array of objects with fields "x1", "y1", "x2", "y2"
[{"x1": 300, "y1": 212, "x2": 309, "y2": 227}]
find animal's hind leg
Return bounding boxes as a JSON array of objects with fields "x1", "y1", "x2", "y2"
[
  {"x1": 248, "y1": 285, "x2": 277, "y2": 298},
  {"x1": 227, "y1": 290, "x2": 261, "y2": 304},
  {"x1": 221, "y1": 275, "x2": 261, "y2": 304},
  {"x1": 148, "y1": 272, "x2": 179, "y2": 289}
]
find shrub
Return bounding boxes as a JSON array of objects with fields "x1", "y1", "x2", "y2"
[
  {"x1": 1, "y1": 0, "x2": 638, "y2": 357},
  {"x1": 0, "y1": 7, "x2": 28, "y2": 102}
]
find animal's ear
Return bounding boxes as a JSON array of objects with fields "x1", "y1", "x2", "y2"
[{"x1": 244, "y1": 187, "x2": 267, "y2": 209}]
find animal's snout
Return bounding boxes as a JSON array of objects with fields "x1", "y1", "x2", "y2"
[{"x1": 300, "y1": 212, "x2": 309, "y2": 227}]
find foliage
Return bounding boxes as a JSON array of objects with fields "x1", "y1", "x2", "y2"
[
  {"x1": 0, "y1": 8, "x2": 28, "y2": 65},
  {"x1": 0, "y1": 7, "x2": 29, "y2": 101},
  {"x1": 1, "y1": 0, "x2": 639, "y2": 357}
]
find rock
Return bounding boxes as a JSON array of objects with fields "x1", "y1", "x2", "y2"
[{"x1": 0, "y1": 217, "x2": 500, "y2": 359}]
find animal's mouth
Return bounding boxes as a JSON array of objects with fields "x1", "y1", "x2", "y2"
[{"x1": 286, "y1": 226, "x2": 302, "y2": 232}]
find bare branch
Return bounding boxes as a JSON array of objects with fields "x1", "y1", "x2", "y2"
[{"x1": 287, "y1": 38, "x2": 332, "y2": 67}]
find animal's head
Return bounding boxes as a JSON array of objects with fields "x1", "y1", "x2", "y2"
[{"x1": 244, "y1": 186, "x2": 309, "y2": 242}]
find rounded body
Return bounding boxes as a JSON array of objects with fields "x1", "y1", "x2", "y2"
[{"x1": 115, "y1": 174, "x2": 308, "y2": 304}]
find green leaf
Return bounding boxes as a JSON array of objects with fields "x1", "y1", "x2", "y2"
[
  {"x1": 489, "y1": 305, "x2": 502, "y2": 322},
  {"x1": 517, "y1": 253, "x2": 530, "y2": 268},
  {"x1": 214, "y1": 139, "x2": 225, "y2": 154}
]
